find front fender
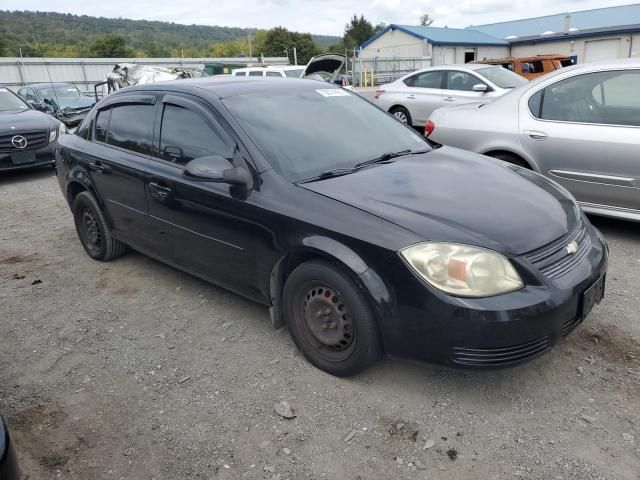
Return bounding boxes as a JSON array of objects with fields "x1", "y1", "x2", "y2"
[{"x1": 268, "y1": 236, "x2": 394, "y2": 330}]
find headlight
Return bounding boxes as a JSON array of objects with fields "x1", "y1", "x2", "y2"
[
  {"x1": 50, "y1": 123, "x2": 66, "y2": 142},
  {"x1": 400, "y1": 242, "x2": 524, "y2": 297}
]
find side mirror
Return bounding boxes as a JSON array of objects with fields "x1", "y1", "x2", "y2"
[
  {"x1": 28, "y1": 101, "x2": 45, "y2": 111},
  {"x1": 472, "y1": 83, "x2": 489, "y2": 92},
  {"x1": 184, "y1": 155, "x2": 253, "y2": 189}
]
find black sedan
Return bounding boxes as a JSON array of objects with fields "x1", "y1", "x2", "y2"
[
  {"x1": 0, "y1": 416, "x2": 20, "y2": 479},
  {"x1": 1, "y1": 86, "x2": 64, "y2": 172},
  {"x1": 55, "y1": 77, "x2": 607, "y2": 376}
]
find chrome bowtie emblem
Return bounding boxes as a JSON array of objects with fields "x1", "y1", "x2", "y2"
[
  {"x1": 11, "y1": 135, "x2": 28, "y2": 149},
  {"x1": 566, "y1": 241, "x2": 578, "y2": 254}
]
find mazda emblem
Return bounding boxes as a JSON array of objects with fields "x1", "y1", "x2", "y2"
[
  {"x1": 566, "y1": 241, "x2": 578, "y2": 255},
  {"x1": 11, "y1": 135, "x2": 28, "y2": 149}
]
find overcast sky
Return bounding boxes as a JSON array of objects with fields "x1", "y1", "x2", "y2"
[{"x1": 2, "y1": 0, "x2": 633, "y2": 35}]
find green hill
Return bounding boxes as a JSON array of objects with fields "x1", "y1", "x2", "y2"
[{"x1": 0, "y1": 10, "x2": 339, "y2": 57}]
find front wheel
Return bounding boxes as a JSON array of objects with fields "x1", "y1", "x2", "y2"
[
  {"x1": 283, "y1": 260, "x2": 382, "y2": 376},
  {"x1": 72, "y1": 191, "x2": 127, "y2": 261}
]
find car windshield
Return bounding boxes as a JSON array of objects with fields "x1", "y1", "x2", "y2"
[
  {"x1": 0, "y1": 88, "x2": 30, "y2": 112},
  {"x1": 476, "y1": 66, "x2": 528, "y2": 88},
  {"x1": 284, "y1": 68, "x2": 305, "y2": 78},
  {"x1": 223, "y1": 87, "x2": 431, "y2": 182},
  {"x1": 37, "y1": 84, "x2": 81, "y2": 100}
]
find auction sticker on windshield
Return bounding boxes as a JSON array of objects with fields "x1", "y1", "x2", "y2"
[{"x1": 316, "y1": 89, "x2": 351, "y2": 97}]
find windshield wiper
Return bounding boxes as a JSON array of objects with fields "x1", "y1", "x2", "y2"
[
  {"x1": 297, "y1": 167, "x2": 357, "y2": 184},
  {"x1": 298, "y1": 148, "x2": 431, "y2": 184},
  {"x1": 354, "y1": 148, "x2": 430, "y2": 169}
]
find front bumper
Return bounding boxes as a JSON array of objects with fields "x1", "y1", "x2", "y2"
[
  {"x1": 375, "y1": 221, "x2": 608, "y2": 368},
  {"x1": 0, "y1": 417, "x2": 20, "y2": 480},
  {"x1": 0, "y1": 141, "x2": 56, "y2": 172}
]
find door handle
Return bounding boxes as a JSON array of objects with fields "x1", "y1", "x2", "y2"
[
  {"x1": 524, "y1": 130, "x2": 548, "y2": 140},
  {"x1": 406, "y1": 94, "x2": 416, "y2": 99},
  {"x1": 149, "y1": 182, "x2": 172, "y2": 199},
  {"x1": 88, "y1": 161, "x2": 106, "y2": 173},
  {"x1": 443, "y1": 97, "x2": 455, "y2": 102}
]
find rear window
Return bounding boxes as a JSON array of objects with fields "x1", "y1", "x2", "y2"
[{"x1": 103, "y1": 104, "x2": 154, "y2": 155}]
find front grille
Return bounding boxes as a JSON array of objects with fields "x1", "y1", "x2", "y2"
[
  {"x1": 0, "y1": 130, "x2": 48, "y2": 152},
  {"x1": 524, "y1": 221, "x2": 591, "y2": 280},
  {"x1": 451, "y1": 337, "x2": 550, "y2": 367}
]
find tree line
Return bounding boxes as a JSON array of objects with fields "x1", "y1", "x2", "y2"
[{"x1": 0, "y1": 11, "x2": 390, "y2": 65}]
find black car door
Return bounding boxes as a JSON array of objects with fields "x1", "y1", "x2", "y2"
[
  {"x1": 81, "y1": 94, "x2": 156, "y2": 246},
  {"x1": 145, "y1": 93, "x2": 265, "y2": 301}
]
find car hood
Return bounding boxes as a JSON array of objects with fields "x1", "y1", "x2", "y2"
[
  {"x1": 302, "y1": 54, "x2": 346, "y2": 83},
  {"x1": 0, "y1": 108, "x2": 58, "y2": 130},
  {"x1": 300, "y1": 147, "x2": 580, "y2": 255}
]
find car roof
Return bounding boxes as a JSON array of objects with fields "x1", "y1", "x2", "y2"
[
  {"x1": 28, "y1": 82, "x2": 76, "y2": 89},
  {"x1": 110, "y1": 77, "x2": 338, "y2": 99}
]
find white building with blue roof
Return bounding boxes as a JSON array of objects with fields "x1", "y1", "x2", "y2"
[{"x1": 360, "y1": 4, "x2": 640, "y2": 65}]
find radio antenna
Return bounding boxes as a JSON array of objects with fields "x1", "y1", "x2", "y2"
[{"x1": 32, "y1": 32, "x2": 61, "y2": 113}]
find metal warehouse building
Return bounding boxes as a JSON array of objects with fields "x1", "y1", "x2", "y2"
[{"x1": 360, "y1": 4, "x2": 640, "y2": 64}]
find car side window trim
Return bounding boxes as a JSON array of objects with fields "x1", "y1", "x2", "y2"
[{"x1": 98, "y1": 94, "x2": 157, "y2": 110}]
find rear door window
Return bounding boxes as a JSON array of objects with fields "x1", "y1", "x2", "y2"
[
  {"x1": 94, "y1": 108, "x2": 110, "y2": 143},
  {"x1": 105, "y1": 104, "x2": 155, "y2": 155},
  {"x1": 404, "y1": 71, "x2": 444, "y2": 89},
  {"x1": 158, "y1": 104, "x2": 234, "y2": 166}
]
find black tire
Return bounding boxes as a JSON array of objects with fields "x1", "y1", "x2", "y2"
[
  {"x1": 72, "y1": 191, "x2": 127, "y2": 261},
  {"x1": 283, "y1": 260, "x2": 382, "y2": 376},
  {"x1": 390, "y1": 106, "x2": 412, "y2": 126},
  {"x1": 488, "y1": 152, "x2": 530, "y2": 169}
]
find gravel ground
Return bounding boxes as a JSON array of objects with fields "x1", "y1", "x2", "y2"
[{"x1": 1, "y1": 168, "x2": 639, "y2": 480}]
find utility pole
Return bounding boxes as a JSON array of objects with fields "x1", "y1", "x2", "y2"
[
  {"x1": 293, "y1": 47, "x2": 297, "y2": 65},
  {"x1": 248, "y1": 32, "x2": 253, "y2": 62}
]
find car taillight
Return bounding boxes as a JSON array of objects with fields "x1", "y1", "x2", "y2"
[
  {"x1": 424, "y1": 120, "x2": 435, "y2": 137},
  {"x1": 374, "y1": 89, "x2": 385, "y2": 100}
]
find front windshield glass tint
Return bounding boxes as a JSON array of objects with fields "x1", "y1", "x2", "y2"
[
  {"x1": 476, "y1": 66, "x2": 528, "y2": 88},
  {"x1": 37, "y1": 85, "x2": 81, "y2": 100},
  {"x1": 0, "y1": 88, "x2": 29, "y2": 112},
  {"x1": 224, "y1": 88, "x2": 431, "y2": 182}
]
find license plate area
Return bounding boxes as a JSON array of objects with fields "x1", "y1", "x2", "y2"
[
  {"x1": 581, "y1": 274, "x2": 605, "y2": 320},
  {"x1": 11, "y1": 151, "x2": 37, "y2": 165}
]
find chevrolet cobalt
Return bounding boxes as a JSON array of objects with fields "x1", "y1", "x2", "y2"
[{"x1": 55, "y1": 77, "x2": 607, "y2": 376}]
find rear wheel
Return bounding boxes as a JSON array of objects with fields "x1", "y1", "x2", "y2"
[
  {"x1": 283, "y1": 260, "x2": 382, "y2": 376},
  {"x1": 390, "y1": 106, "x2": 412, "y2": 125},
  {"x1": 487, "y1": 152, "x2": 530, "y2": 169},
  {"x1": 72, "y1": 191, "x2": 127, "y2": 261}
]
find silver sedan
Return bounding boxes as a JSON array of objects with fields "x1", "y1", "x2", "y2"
[
  {"x1": 373, "y1": 64, "x2": 527, "y2": 127},
  {"x1": 427, "y1": 59, "x2": 640, "y2": 222}
]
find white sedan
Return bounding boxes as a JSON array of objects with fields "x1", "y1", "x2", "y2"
[{"x1": 374, "y1": 64, "x2": 527, "y2": 127}]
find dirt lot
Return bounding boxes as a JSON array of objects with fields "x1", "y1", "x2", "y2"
[{"x1": 1, "y1": 168, "x2": 639, "y2": 480}]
